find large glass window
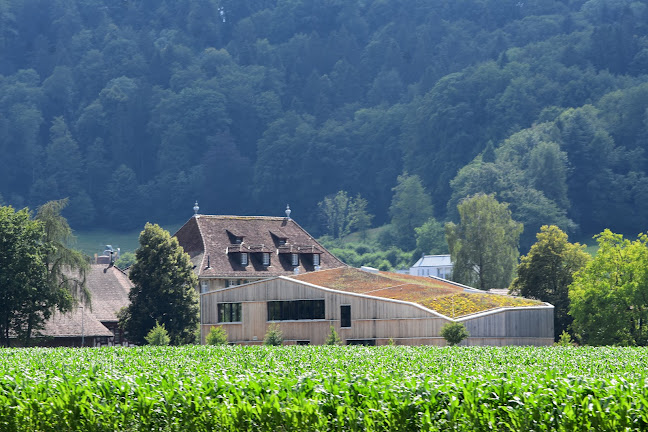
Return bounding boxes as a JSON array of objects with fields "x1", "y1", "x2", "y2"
[
  {"x1": 341, "y1": 305, "x2": 351, "y2": 328},
  {"x1": 267, "y1": 299, "x2": 325, "y2": 321},
  {"x1": 218, "y1": 303, "x2": 242, "y2": 322}
]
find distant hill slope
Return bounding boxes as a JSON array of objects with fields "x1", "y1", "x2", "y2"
[{"x1": 2, "y1": 0, "x2": 648, "y2": 248}]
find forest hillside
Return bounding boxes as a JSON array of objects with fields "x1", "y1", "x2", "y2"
[{"x1": 2, "y1": 0, "x2": 648, "y2": 250}]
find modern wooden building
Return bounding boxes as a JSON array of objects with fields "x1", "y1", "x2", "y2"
[
  {"x1": 201, "y1": 267, "x2": 554, "y2": 346},
  {"x1": 174, "y1": 206, "x2": 346, "y2": 293}
]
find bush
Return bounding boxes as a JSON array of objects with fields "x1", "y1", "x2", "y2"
[
  {"x1": 324, "y1": 325, "x2": 342, "y2": 345},
  {"x1": 145, "y1": 321, "x2": 170, "y2": 346},
  {"x1": 206, "y1": 326, "x2": 229, "y2": 345},
  {"x1": 440, "y1": 322, "x2": 469, "y2": 346},
  {"x1": 264, "y1": 323, "x2": 283, "y2": 346},
  {"x1": 554, "y1": 330, "x2": 574, "y2": 347}
]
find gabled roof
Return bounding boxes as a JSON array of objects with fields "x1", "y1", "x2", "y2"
[
  {"x1": 174, "y1": 215, "x2": 346, "y2": 278},
  {"x1": 290, "y1": 267, "x2": 542, "y2": 317},
  {"x1": 40, "y1": 264, "x2": 133, "y2": 338},
  {"x1": 411, "y1": 254, "x2": 453, "y2": 268}
]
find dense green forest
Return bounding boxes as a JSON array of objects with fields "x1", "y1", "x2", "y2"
[{"x1": 2, "y1": 0, "x2": 648, "y2": 252}]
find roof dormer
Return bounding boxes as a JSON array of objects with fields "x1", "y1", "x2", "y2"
[{"x1": 226, "y1": 230, "x2": 245, "y2": 245}]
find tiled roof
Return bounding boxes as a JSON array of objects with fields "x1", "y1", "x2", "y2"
[
  {"x1": 290, "y1": 267, "x2": 542, "y2": 317},
  {"x1": 174, "y1": 215, "x2": 346, "y2": 278},
  {"x1": 42, "y1": 308, "x2": 114, "y2": 338},
  {"x1": 84, "y1": 264, "x2": 132, "y2": 322},
  {"x1": 39, "y1": 264, "x2": 133, "y2": 338}
]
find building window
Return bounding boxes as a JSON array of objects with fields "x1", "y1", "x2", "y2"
[
  {"x1": 291, "y1": 253, "x2": 299, "y2": 266},
  {"x1": 267, "y1": 299, "x2": 325, "y2": 321},
  {"x1": 241, "y1": 252, "x2": 248, "y2": 266},
  {"x1": 218, "y1": 303, "x2": 242, "y2": 322},
  {"x1": 341, "y1": 305, "x2": 351, "y2": 328},
  {"x1": 262, "y1": 253, "x2": 270, "y2": 266},
  {"x1": 313, "y1": 254, "x2": 320, "y2": 266},
  {"x1": 346, "y1": 339, "x2": 375, "y2": 346},
  {"x1": 200, "y1": 280, "x2": 209, "y2": 293},
  {"x1": 278, "y1": 239, "x2": 286, "y2": 246}
]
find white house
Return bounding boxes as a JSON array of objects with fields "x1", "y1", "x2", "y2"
[{"x1": 410, "y1": 254, "x2": 453, "y2": 279}]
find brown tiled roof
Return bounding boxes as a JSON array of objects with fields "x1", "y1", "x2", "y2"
[
  {"x1": 290, "y1": 267, "x2": 542, "y2": 317},
  {"x1": 174, "y1": 215, "x2": 346, "y2": 278},
  {"x1": 42, "y1": 308, "x2": 114, "y2": 337},
  {"x1": 40, "y1": 264, "x2": 133, "y2": 338},
  {"x1": 85, "y1": 264, "x2": 132, "y2": 322}
]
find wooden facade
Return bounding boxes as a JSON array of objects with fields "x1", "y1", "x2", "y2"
[{"x1": 201, "y1": 276, "x2": 554, "y2": 346}]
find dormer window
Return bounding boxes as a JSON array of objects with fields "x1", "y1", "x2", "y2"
[
  {"x1": 278, "y1": 239, "x2": 286, "y2": 246},
  {"x1": 241, "y1": 253, "x2": 248, "y2": 266},
  {"x1": 235, "y1": 237, "x2": 242, "y2": 244},
  {"x1": 291, "y1": 253, "x2": 299, "y2": 266},
  {"x1": 313, "y1": 254, "x2": 320, "y2": 266},
  {"x1": 262, "y1": 252, "x2": 270, "y2": 266}
]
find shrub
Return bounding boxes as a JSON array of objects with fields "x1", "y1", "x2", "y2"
[
  {"x1": 441, "y1": 322, "x2": 469, "y2": 346},
  {"x1": 206, "y1": 326, "x2": 229, "y2": 345},
  {"x1": 145, "y1": 321, "x2": 170, "y2": 346},
  {"x1": 264, "y1": 323, "x2": 283, "y2": 346},
  {"x1": 324, "y1": 325, "x2": 342, "y2": 345},
  {"x1": 554, "y1": 330, "x2": 574, "y2": 347}
]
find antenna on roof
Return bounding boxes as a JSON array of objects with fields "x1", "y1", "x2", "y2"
[
  {"x1": 285, "y1": 204, "x2": 291, "y2": 219},
  {"x1": 193, "y1": 200, "x2": 200, "y2": 216}
]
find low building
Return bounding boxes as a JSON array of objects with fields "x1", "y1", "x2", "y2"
[
  {"x1": 201, "y1": 267, "x2": 554, "y2": 346},
  {"x1": 173, "y1": 206, "x2": 346, "y2": 293},
  {"x1": 36, "y1": 264, "x2": 133, "y2": 347},
  {"x1": 410, "y1": 254, "x2": 453, "y2": 279}
]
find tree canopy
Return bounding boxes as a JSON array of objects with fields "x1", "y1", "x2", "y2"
[
  {"x1": 119, "y1": 223, "x2": 199, "y2": 345},
  {"x1": 569, "y1": 230, "x2": 648, "y2": 346},
  {"x1": 446, "y1": 194, "x2": 523, "y2": 290},
  {"x1": 0, "y1": 203, "x2": 87, "y2": 346},
  {"x1": 510, "y1": 225, "x2": 590, "y2": 340},
  {"x1": 1, "y1": 0, "x2": 648, "y2": 246}
]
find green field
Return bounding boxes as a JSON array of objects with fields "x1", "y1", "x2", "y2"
[{"x1": 1, "y1": 346, "x2": 647, "y2": 431}]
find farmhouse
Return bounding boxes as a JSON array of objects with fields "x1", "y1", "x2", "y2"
[
  {"x1": 34, "y1": 263, "x2": 132, "y2": 347},
  {"x1": 200, "y1": 267, "x2": 554, "y2": 346},
  {"x1": 173, "y1": 205, "x2": 346, "y2": 293}
]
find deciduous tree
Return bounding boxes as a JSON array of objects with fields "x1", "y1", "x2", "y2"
[
  {"x1": 119, "y1": 223, "x2": 199, "y2": 345},
  {"x1": 569, "y1": 230, "x2": 648, "y2": 346},
  {"x1": 0, "y1": 203, "x2": 85, "y2": 346},
  {"x1": 318, "y1": 190, "x2": 373, "y2": 239},
  {"x1": 446, "y1": 193, "x2": 523, "y2": 290},
  {"x1": 389, "y1": 173, "x2": 434, "y2": 250},
  {"x1": 510, "y1": 225, "x2": 590, "y2": 340}
]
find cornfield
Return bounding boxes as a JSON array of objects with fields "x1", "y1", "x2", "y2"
[{"x1": 1, "y1": 346, "x2": 647, "y2": 431}]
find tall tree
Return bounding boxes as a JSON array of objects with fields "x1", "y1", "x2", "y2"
[
  {"x1": 35, "y1": 199, "x2": 90, "y2": 309},
  {"x1": 119, "y1": 223, "x2": 199, "y2": 345},
  {"x1": 318, "y1": 190, "x2": 373, "y2": 239},
  {"x1": 446, "y1": 193, "x2": 523, "y2": 290},
  {"x1": 510, "y1": 225, "x2": 590, "y2": 340},
  {"x1": 0, "y1": 206, "x2": 48, "y2": 346},
  {"x1": 569, "y1": 230, "x2": 648, "y2": 346},
  {"x1": 389, "y1": 173, "x2": 435, "y2": 250},
  {"x1": 0, "y1": 204, "x2": 84, "y2": 346}
]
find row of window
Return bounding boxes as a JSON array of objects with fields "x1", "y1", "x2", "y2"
[
  {"x1": 216, "y1": 301, "x2": 351, "y2": 326},
  {"x1": 238, "y1": 253, "x2": 320, "y2": 267},
  {"x1": 267, "y1": 300, "x2": 325, "y2": 321}
]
